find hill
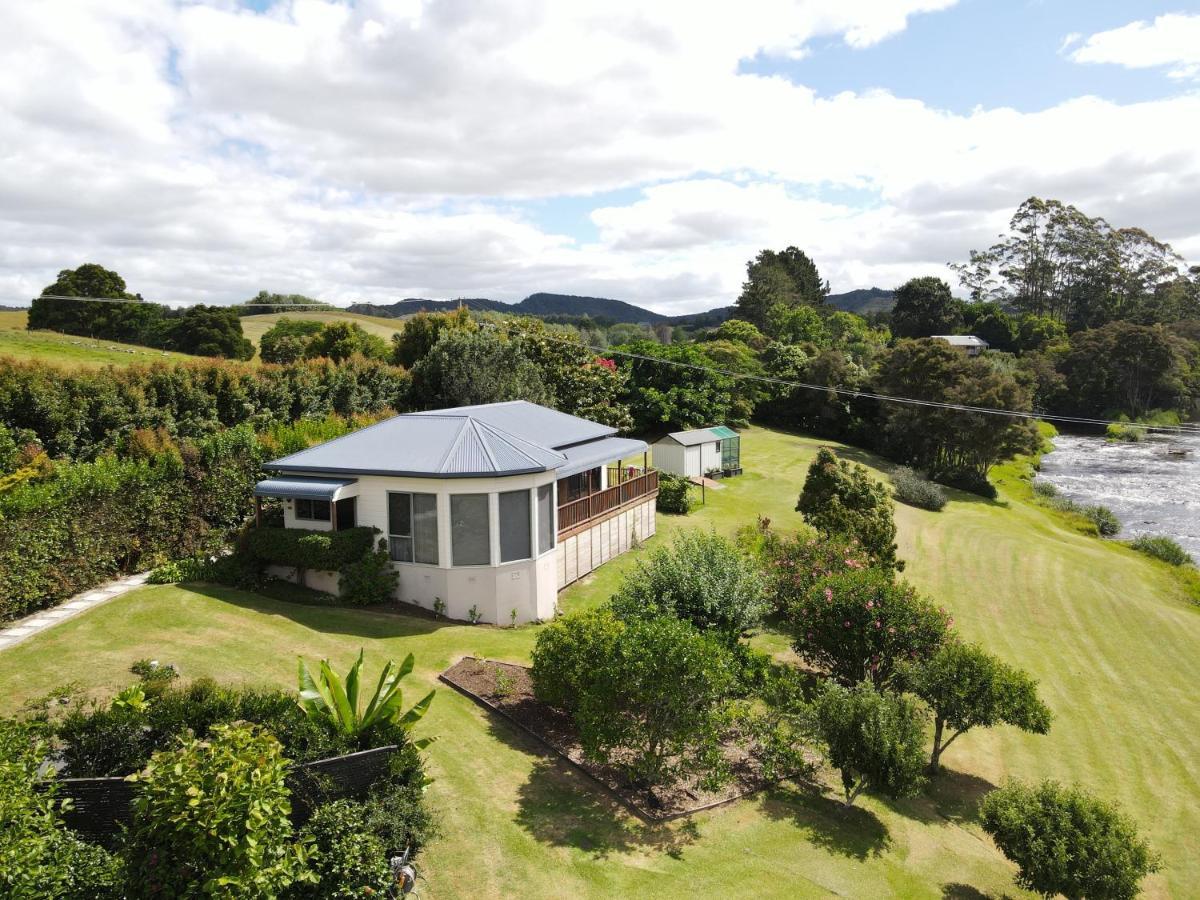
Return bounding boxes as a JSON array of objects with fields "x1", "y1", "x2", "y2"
[
  {"x1": 826, "y1": 287, "x2": 895, "y2": 314},
  {"x1": 238, "y1": 311, "x2": 408, "y2": 347},
  {"x1": 0, "y1": 311, "x2": 195, "y2": 368}
]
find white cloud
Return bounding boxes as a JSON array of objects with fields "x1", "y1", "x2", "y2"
[
  {"x1": 1069, "y1": 13, "x2": 1200, "y2": 81},
  {"x1": 0, "y1": 1, "x2": 1196, "y2": 313}
]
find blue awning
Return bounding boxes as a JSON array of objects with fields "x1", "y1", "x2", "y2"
[
  {"x1": 254, "y1": 476, "x2": 357, "y2": 500},
  {"x1": 556, "y1": 437, "x2": 648, "y2": 478}
]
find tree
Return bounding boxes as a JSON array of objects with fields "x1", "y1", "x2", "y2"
[
  {"x1": 40, "y1": 263, "x2": 134, "y2": 300},
  {"x1": 766, "y1": 303, "x2": 829, "y2": 345},
  {"x1": 303, "y1": 321, "x2": 390, "y2": 362},
  {"x1": 980, "y1": 780, "x2": 1160, "y2": 900},
  {"x1": 390, "y1": 307, "x2": 477, "y2": 368},
  {"x1": 890, "y1": 276, "x2": 963, "y2": 339},
  {"x1": 260, "y1": 319, "x2": 324, "y2": 364},
  {"x1": 735, "y1": 247, "x2": 828, "y2": 329},
  {"x1": 409, "y1": 328, "x2": 551, "y2": 408},
  {"x1": 904, "y1": 642, "x2": 1051, "y2": 773},
  {"x1": 531, "y1": 606, "x2": 627, "y2": 714},
  {"x1": 157, "y1": 305, "x2": 256, "y2": 360},
  {"x1": 785, "y1": 567, "x2": 952, "y2": 687},
  {"x1": 611, "y1": 530, "x2": 767, "y2": 645},
  {"x1": 1059, "y1": 322, "x2": 1189, "y2": 417},
  {"x1": 29, "y1": 264, "x2": 157, "y2": 344},
  {"x1": 707, "y1": 318, "x2": 768, "y2": 350},
  {"x1": 615, "y1": 340, "x2": 742, "y2": 431},
  {"x1": 796, "y1": 447, "x2": 901, "y2": 570},
  {"x1": 813, "y1": 680, "x2": 927, "y2": 806}
]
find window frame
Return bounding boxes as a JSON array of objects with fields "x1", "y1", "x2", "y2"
[
  {"x1": 387, "y1": 491, "x2": 438, "y2": 565},
  {"x1": 294, "y1": 498, "x2": 331, "y2": 522},
  {"x1": 499, "y1": 488, "x2": 533, "y2": 563},
  {"x1": 450, "y1": 492, "x2": 492, "y2": 567}
]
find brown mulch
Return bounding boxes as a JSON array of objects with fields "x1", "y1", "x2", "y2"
[{"x1": 440, "y1": 656, "x2": 774, "y2": 821}]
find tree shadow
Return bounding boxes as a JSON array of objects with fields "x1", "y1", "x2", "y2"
[
  {"x1": 879, "y1": 768, "x2": 998, "y2": 826},
  {"x1": 184, "y1": 582, "x2": 452, "y2": 640},
  {"x1": 941, "y1": 884, "x2": 992, "y2": 900},
  {"x1": 756, "y1": 783, "x2": 890, "y2": 860},
  {"x1": 481, "y1": 711, "x2": 700, "y2": 860}
]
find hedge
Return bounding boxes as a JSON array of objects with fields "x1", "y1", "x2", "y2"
[{"x1": 243, "y1": 526, "x2": 377, "y2": 572}]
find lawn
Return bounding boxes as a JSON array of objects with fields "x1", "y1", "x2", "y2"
[
  {"x1": 0, "y1": 311, "x2": 194, "y2": 368},
  {"x1": 1, "y1": 426, "x2": 1196, "y2": 898},
  {"x1": 239, "y1": 310, "x2": 407, "y2": 347}
]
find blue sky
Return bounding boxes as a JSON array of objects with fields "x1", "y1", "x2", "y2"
[{"x1": 1, "y1": 1, "x2": 1198, "y2": 311}]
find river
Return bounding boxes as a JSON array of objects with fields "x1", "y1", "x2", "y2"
[{"x1": 1036, "y1": 431, "x2": 1200, "y2": 560}]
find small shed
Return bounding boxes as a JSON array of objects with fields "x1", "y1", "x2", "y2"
[
  {"x1": 932, "y1": 334, "x2": 989, "y2": 357},
  {"x1": 652, "y1": 427, "x2": 742, "y2": 479}
]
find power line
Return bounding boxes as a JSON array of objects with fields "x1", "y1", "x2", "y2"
[
  {"x1": 484, "y1": 319, "x2": 1200, "y2": 436},
  {"x1": 34, "y1": 294, "x2": 334, "y2": 311}
]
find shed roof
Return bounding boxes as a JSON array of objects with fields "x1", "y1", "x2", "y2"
[
  {"x1": 932, "y1": 334, "x2": 989, "y2": 348},
  {"x1": 656, "y1": 427, "x2": 723, "y2": 447},
  {"x1": 266, "y1": 401, "x2": 632, "y2": 479}
]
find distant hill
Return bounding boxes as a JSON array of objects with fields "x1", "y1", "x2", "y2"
[
  {"x1": 826, "y1": 288, "x2": 895, "y2": 315},
  {"x1": 0, "y1": 305, "x2": 29, "y2": 312}
]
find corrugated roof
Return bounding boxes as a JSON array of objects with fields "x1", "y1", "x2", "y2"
[
  {"x1": 709, "y1": 425, "x2": 738, "y2": 439},
  {"x1": 558, "y1": 436, "x2": 648, "y2": 478},
  {"x1": 411, "y1": 401, "x2": 615, "y2": 448},
  {"x1": 254, "y1": 476, "x2": 357, "y2": 500},
  {"x1": 933, "y1": 334, "x2": 988, "y2": 347},
  {"x1": 658, "y1": 428, "x2": 722, "y2": 447},
  {"x1": 266, "y1": 402, "x2": 630, "y2": 479}
]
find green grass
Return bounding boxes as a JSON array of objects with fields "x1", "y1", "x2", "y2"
[
  {"x1": 0, "y1": 311, "x2": 194, "y2": 368},
  {"x1": 1, "y1": 426, "x2": 1195, "y2": 898},
  {"x1": 239, "y1": 310, "x2": 407, "y2": 347}
]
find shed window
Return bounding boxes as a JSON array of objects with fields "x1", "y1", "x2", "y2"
[
  {"x1": 499, "y1": 490, "x2": 532, "y2": 562},
  {"x1": 388, "y1": 492, "x2": 438, "y2": 564},
  {"x1": 451, "y1": 494, "x2": 490, "y2": 566},
  {"x1": 295, "y1": 498, "x2": 331, "y2": 522},
  {"x1": 537, "y1": 483, "x2": 554, "y2": 554}
]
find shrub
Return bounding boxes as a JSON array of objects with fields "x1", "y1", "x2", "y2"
[
  {"x1": 1129, "y1": 534, "x2": 1194, "y2": 567},
  {"x1": 903, "y1": 641, "x2": 1051, "y2": 773},
  {"x1": 890, "y1": 466, "x2": 946, "y2": 511},
  {"x1": 1031, "y1": 479, "x2": 1058, "y2": 498},
  {"x1": 784, "y1": 567, "x2": 953, "y2": 687},
  {"x1": 292, "y1": 799, "x2": 390, "y2": 899},
  {"x1": 1082, "y1": 504, "x2": 1121, "y2": 537},
  {"x1": 655, "y1": 472, "x2": 694, "y2": 514},
  {"x1": 531, "y1": 607, "x2": 625, "y2": 714},
  {"x1": 243, "y1": 526, "x2": 377, "y2": 572},
  {"x1": 125, "y1": 724, "x2": 312, "y2": 897},
  {"x1": 758, "y1": 528, "x2": 881, "y2": 614},
  {"x1": 796, "y1": 448, "x2": 902, "y2": 571},
  {"x1": 610, "y1": 530, "x2": 767, "y2": 644},
  {"x1": 572, "y1": 616, "x2": 739, "y2": 787},
  {"x1": 935, "y1": 468, "x2": 998, "y2": 499},
  {"x1": 338, "y1": 541, "x2": 399, "y2": 605},
  {"x1": 147, "y1": 556, "x2": 212, "y2": 584},
  {"x1": 813, "y1": 680, "x2": 927, "y2": 806},
  {"x1": 980, "y1": 779, "x2": 1160, "y2": 900}
]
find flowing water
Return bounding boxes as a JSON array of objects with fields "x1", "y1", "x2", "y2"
[{"x1": 1036, "y1": 431, "x2": 1200, "y2": 560}]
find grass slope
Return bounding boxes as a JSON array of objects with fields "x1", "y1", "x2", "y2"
[
  {"x1": 0, "y1": 426, "x2": 1194, "y2": 897},
  {"x1": 239, "y1": 310, "x2": 407, "y2": 347},
  {"x1": 0, "y1": 311, "x2": 193, "y2": 368}
]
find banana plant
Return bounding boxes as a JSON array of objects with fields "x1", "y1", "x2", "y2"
[{"x1": 297, "y1": 649, "x2": 435, "y2": 749}]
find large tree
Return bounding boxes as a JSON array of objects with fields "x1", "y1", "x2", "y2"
[
  {"x1": 904, "y1": 641, "x2": 1051, "y2": 773},
  {"x1": 409, "y1": 328, "x2": 550, "y2": 409},
  {"x1": 1058, "y1": 321, "x2": 1190, "y2": 418},
  {"x1": 890, "y1": 277, "x2": 963, "y2": 339},
  {"x1": 735, "y1": 246, "x2": 829, "y2": 329},
  {"x1": 614, "y1": 340, "x2": 741, "y2": 431},
  {"x1": 796, "y1": 447, "x2": 901, "y2": 570}
]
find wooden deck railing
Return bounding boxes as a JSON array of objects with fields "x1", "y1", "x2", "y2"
[{"x1": 557, "y1": 469, "x2": 659, "y2": 535}]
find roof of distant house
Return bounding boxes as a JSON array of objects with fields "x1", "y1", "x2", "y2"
[
  {"x1": 932, "y1": 334, "x2": 989, "y2": 347},
  {"x1": 266, "y1": 400, "x2": 644, "y2": 479}
]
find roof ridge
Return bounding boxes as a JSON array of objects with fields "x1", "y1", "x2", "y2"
[
  {"x1": 435, "y1": 418, "x2": 474, "y2": 473},
  {"x1": 468, "y1": 418, "x2": 502, "y2": 470},
  {"x1": 474, "y1": 419, "x2": 566, "y2": 463}
]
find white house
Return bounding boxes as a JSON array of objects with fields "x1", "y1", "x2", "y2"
[
  {"x1": 651, "y1": 426, "x2": 742, "y2": 479},
  {"x1": 253, "y1": 401, "x2": 658, "y2": 624},
  {"x1": 932, "y1": 334, "x2": 989, "y2": 356}
]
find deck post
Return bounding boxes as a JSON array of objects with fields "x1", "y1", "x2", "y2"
[{"x1": 255, "y1": 496, "x2": 262, "y2": 528}]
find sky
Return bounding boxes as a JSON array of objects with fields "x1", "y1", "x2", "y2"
[{"x1": 1, "y1": 1, "x2": 1198, "y2": 315}]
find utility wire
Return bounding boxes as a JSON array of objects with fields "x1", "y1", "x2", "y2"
[
  {"x1": 26, "y1": 293, "x2": 1200, "y2": 435},
  {"x1": 34, "y1": 294, "x2": 334, "y2": 311},
  {"x1": 483, "y1": 319, "x2": 1200, "y2": 436}
]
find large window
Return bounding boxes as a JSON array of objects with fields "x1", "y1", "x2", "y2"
[
  {"x1": 388, "y1": 492, "x2": 438, "y2": 564},
  {"x1": 295, "y1": 498, "x2": 331, "y2": 522},
  {"x1": 451, "y1": 494, "x2": 490, "y2": 566},
  {"x1": 499, "y1": 490, "x2": 532, "y2": 562},
  {"x1": 537, "y1": 483, "x2": 554, "y2": 554}
]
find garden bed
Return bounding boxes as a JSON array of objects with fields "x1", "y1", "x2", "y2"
[{"x1": 440, "y1": 656, "x2": 772, "y2": 821}]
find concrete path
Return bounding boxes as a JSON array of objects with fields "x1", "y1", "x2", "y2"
[{"x1": 0, "y1": 572, "x2": 151, "y2": 652}]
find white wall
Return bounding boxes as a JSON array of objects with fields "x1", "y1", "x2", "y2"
[
  {"x1": 651, "y1": 439, "x2": 688, "y2": 476},
  {"x1": 700, "y1": 441, "x2": 721, "y2": 474}
]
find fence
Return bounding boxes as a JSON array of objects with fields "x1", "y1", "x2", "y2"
[{"x1": 57, "y1": 744, "x2": 399, "y2": 844}]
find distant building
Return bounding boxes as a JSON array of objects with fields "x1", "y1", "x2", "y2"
[
  {"x1": 651, "y1": 426, "x2": 742, "y2": 479},
  {"x1": 932, "y1": 334, "x2": 989, "y2": 356}
]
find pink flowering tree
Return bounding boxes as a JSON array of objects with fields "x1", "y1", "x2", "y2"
[
  {"x1": 784, "y1": 568, "x2": 952, "y2": 687},
  {"x1": 756, "y1": 530, "x2": 877, "y2": 615}
]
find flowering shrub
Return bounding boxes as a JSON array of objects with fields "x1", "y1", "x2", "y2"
[
  {"x1": 783, "y1": 567, "x2": 952, "y2": 687},
  {"x1": 759, "y1": 530, "x2": 878, "y2": 615}
]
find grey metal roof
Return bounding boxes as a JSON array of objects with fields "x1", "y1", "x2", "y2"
[
  {"x1": 411, "y1": 401, "x2": 615, "y2": 449},
  {"x1": 265, "y1": 401, "x2": 628, "y2": 479},
  {"x1": 657, "y1": 428, "x2": 722, "y2": 447},
  {"x1": 933, "y1": 334, "x2": 988, "y2": 347},
  {"x1": 254, "y1": 476, "x2": 356, "y2": 500},
  {"x1": 557, "y1": 436, "x2": 648, "y2": 478}
]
